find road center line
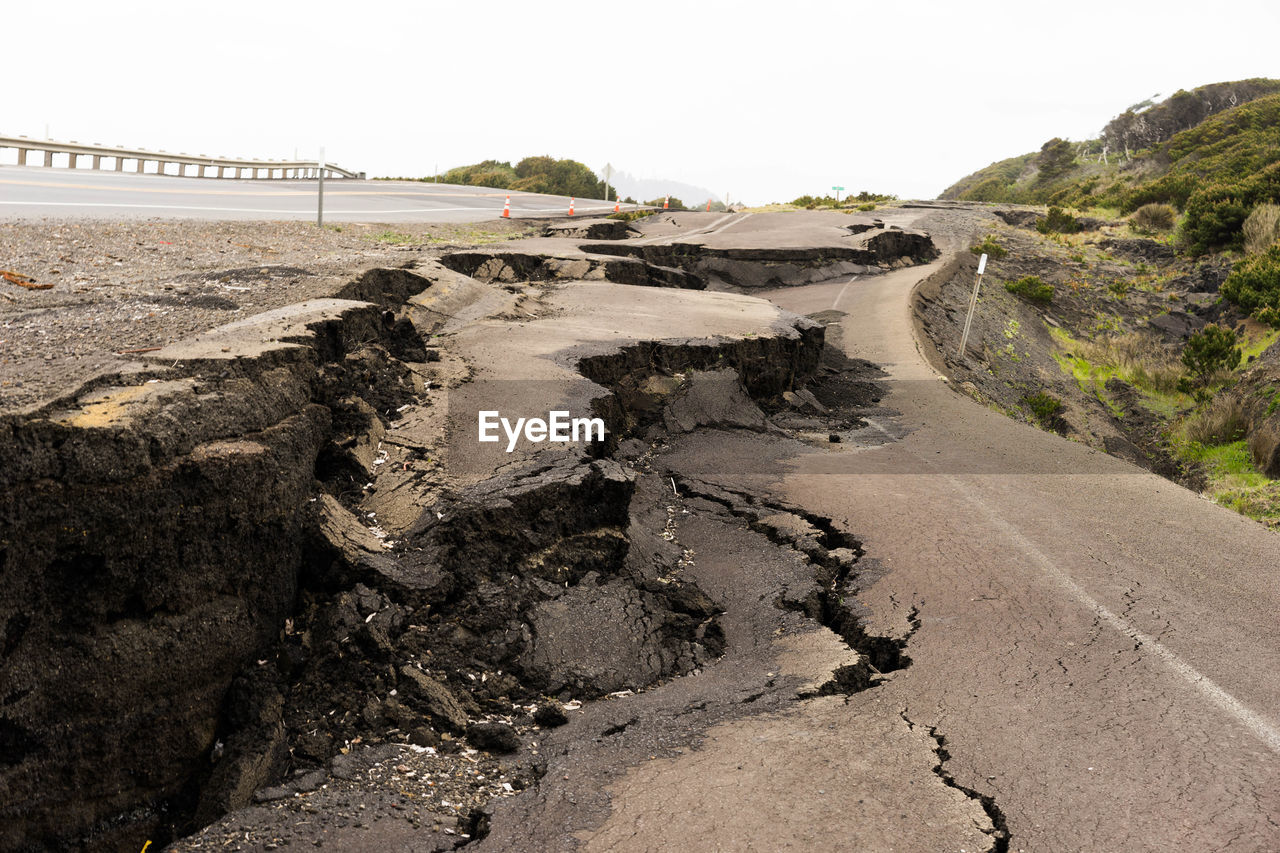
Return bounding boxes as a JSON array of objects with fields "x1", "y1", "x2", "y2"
[
  {"x1": 947, "y1": 473, "x2": 1280, "y2": 755},
  {"x1": 832, "y1": 277, "x2": 859, "y2": 311}
]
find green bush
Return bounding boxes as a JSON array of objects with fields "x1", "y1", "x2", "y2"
[
  {"x1": 438, "y1": 159, "x2": 517, "y2": 189},
  {"x1": 437, "y1": 156, "x2": 605, "y2": 198},
  {"x1": 852, "y1": 190, "x2": 897, "y2": 203},
  {"x1": 792, "y1": 194, "x2": 841, "y2": 209},
  {"x1": 970, "y1": 235, "x2": 1008, "y2": 260},
  {"x1": 1131, "y1": 203, "x2": 1176, "y2": 233},
  {"x1": 1023, "y1": 391, "x2": 1066, "y2": 429},
  {"x1": 644, "y1": 196, "x2": 686, "y2": 210},
  {"x1": 1036, "y1": 206, "x2": 1080, "y2": 234},
  {"x1": 1223, "y1": 244, "x2": 1280, "y2": 317},
  {"x1": 1180, "y1": 186, "x2": 1250, "y2": 255},
  {"x1": 1004, "y1": 275, "x2": 1054, "y2": 304},
  {"x1": 1181, "y1": 324, "x2": 1242, "y2": 386}
]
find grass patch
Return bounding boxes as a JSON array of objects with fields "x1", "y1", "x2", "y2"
[
  {"x1": 1182, "y1": 440, "x2": 1266, "y2": 485},
  {"x1": 1177, "y1": 395, "x2": 1249, "y2": 445},
  {"x1": 1240, "y1": 326, "x2": 1280, "y2": 362},
  {"x1": 1177, "y1": 439, "x2": 1280, "y2": 525},
  {"x1": 369, "y1": 230, "x2": 417, "y2": 245},
  {"x1": 1049, "y1": 326, "x2": 1189, "y2": 416}
]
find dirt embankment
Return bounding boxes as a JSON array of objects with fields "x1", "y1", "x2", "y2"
[
  {"x1": 1, "y1": 217, "x2": 929, "y2": 851},
  {"x1": 912, "y1": 207, "x2": 1280, "y2": 493}
]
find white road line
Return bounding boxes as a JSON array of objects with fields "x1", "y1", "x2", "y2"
[
  {"x1": 709, "y1": 211, "x2": 752, "y2": 234},
  {"x1": 0, "y1": 200, "x2": 616, "y2": 215},
  {"x1": 634, "y1": 211, "x2": 750, "y2": 246},
  {"x1": 832, "y1": 277, "x2": 859, "y2": 311},
  {"x1": 951, "y1": 474, "x2": 1280, "y2": 755}
]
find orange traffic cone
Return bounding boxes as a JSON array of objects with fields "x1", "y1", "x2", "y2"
[
  {"x1": 663, "y1": 196, "x2": 669, "y2": 210},
  {"x1": 502, "y1": 195, "x2": 511, "y2": 218},
  {"x1": 568, "y1": 197, "x2": 575, "y2": 216},
  {"x1": 613, "y1": 195, "x2": 620, "y2": 213},
  {"x1": 706, "y1": 200, "x2": 711, "y2": 212}
]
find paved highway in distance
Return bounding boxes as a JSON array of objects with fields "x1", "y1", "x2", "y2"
[{"x1": 0, "y1": 166, "x2": 620, "y2": 222}]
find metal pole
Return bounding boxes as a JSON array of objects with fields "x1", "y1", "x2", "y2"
[
  {"x1": 317, "y1": 146, "x2": 325, "y2": 228},
  {"x1": 957, "y1": 253, "x2": 988, "y2": 359}
]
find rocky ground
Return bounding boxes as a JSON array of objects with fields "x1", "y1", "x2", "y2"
[
  {"x1": 0, "y1": 218, "x2": 538, "y2": 414},
  {"x1": 1, "y1": 210, "x2": 945, "y2": 852}
]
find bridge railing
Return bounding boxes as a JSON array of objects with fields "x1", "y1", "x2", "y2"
[{"x1": 0, "y1": 135, "x2": 364, "y2": 180}]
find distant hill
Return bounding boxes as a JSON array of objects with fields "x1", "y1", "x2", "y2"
[
  {"x1": 602, "y1": 168, "x2": 719, "y2": 208},
  {"x1": 939, "y1": 79, "x2": 1280, "y2": 254}
]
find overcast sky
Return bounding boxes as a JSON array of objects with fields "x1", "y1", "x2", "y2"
[{"x1": 5, "y1": 0, "x2": 1277, "y2": 204}]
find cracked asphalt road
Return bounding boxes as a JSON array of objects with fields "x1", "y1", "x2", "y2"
[
  {"x1": 750, "y1": 208, "x2": 1280, "y2": 850},
  {"x1": 488, "y1": 207, "x2": 1280, "y2": 851}
]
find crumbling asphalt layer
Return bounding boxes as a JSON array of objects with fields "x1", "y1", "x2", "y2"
[{"x1": 2, "y1": 212, "x2": 976, "y2": 851}]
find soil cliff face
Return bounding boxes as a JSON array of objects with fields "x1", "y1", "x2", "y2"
[
  {"x1": 0, "y1": 257, "x2": 829, "y2": 850},
  {"x1": 0, "y1": 300, "x2": 417, "y2": 849}
]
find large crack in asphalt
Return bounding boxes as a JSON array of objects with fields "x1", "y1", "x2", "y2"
[
  {"x1": 1, "y1": 222, "x2": 1007, "y2": 851},
  {"x1": 901, "y1": 711, "x2": 1012, "y2": 852},
  {"x1": 671, "y1": 476, "x2": 914, "y2": 688}
]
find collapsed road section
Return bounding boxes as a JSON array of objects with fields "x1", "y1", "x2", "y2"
[{"x1": 0, "y1": 212, "x2": 989, "y2": 852}]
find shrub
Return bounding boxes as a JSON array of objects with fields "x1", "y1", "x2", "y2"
[
  {"x1": 437, "y1": 156, "x2": 606, "y2": 198},
  {"x1": 1222, "y1": 245, "x2": 1280, "y2": 317},
  {"x1": 857, "y1": 203, "x2": 877, "y2": 211},
  {"x1": 1243, "y1": 203, "x2": 1280, "y2": 255},
  {"x1": 644, "y1": 197, "x2": 686, "y2": 210},
  {"x1": 1179, "y1": 394, "x2": 1250, "y2": 446},
  {"x1": 438, "y1": 159, "x2": 517, "y2": 189},
  {"x1": 1004, "y1": 275, "x2": 1054, "y2": 304},
  {"x1": 1131, "y1": 203, "x2": 1176, "y2": 233},
  {"x1": 1181, "y1": 324, "x2": 1242, "y2": 386},
  {"x1": 970, "y1": 234, "x2": 1009, "y2": 260},
  {"x1": 1036, "y1": 206, "x2": 1080, "y2": 234},
  {"x1": 1023, "y1": 391, "x2": 1066, "y2": 430},
  {"x1": 1257, "y1": 306, "x2": 1280, "y2": 329},
  {"x1": 852, "y1": 190, "x2": 897, "y2": 203},
  {"x1": 1180, "y1": 187, "x2": 1250, "y2": 255}
]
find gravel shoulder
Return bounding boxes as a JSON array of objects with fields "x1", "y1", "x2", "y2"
[{"x1": 0, "y1": 218, "x2": 537, "y2": 413}]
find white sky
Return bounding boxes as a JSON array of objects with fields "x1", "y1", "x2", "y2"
[{"x1": 5, "y1": 0, "x2": 1277, "y2": 204}]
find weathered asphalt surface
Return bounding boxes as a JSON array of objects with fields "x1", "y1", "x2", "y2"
[
  {"x1": 669, "y1": 211, "x2": 1280, "y2": 850},
  {"x1": 0, "y1": 166, "x2": 616, "y2": 222},
  {"x1": 115, "y1": 206, "x2": 1280, "y2": 851},
  {"x1": 475, "y1": 209, "x2": 1280, "y2": 852}
]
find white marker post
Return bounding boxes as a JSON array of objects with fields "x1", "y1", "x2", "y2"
[
  {"x1": 957, "y1": 252, "x2": 987, "y2": 359},
  {"x1": 316, "y1": 146, "x2": 325, "y2": 228}
]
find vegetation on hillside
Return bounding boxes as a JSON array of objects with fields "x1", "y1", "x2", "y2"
[
  {"x1": 940, "y1": 80, "x2": 1280, "y2": 259},
  {"x1": 788, "y1": 191, "x2": 897, "y2": 210}
]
